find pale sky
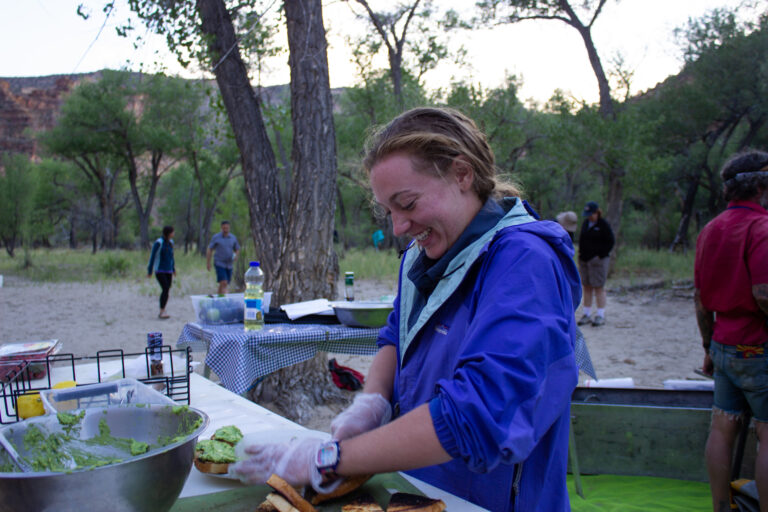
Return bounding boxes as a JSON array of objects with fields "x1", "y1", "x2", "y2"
[{"x1": 0, "y1": 0, "x2": 755, "y2": 104}]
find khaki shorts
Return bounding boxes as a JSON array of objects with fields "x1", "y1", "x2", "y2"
[{"x1": 579, "y1": 256, "x2": 610, "y2": 288}]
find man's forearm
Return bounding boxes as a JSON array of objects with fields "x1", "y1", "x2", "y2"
[
  {"x1": 694, "y1": 289, "x2": 714, "y2": 350},
  {"x1": 753, "y1": 284, "x2": 768, "y2": 316},
  {"x1": 206, "y1": 248, "x2": 212, "y2": 265}
]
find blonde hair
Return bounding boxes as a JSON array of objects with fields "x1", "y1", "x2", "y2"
[{"x1": 363, "y1": 107, "x2": 522, "y2": 201}]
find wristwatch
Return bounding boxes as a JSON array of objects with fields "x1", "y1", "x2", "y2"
[{"x1": 315, "y1": 441, "x2": 341, "y2": 477}]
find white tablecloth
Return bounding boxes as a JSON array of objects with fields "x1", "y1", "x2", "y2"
[{"x1": 184, "y1": 373, "x2": 488, "y2": 510}]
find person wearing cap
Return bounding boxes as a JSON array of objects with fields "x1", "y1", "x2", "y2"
[
  {"x1": 577, "y1": 201, "x2": 614, "y2": 326},
  {"x1": 555, "y1": 211, "x2": 578, "y2": 242},
  {"x1": 694, "y1": 149, "x2": 768, "y2": 512}
]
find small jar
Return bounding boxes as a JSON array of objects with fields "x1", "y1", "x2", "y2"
[
  {"x1": 147, "y1": 332, "x2": 164, "y2": 376},
  {"x1": 344, "y1": 272, "x2": 355, "y2": 301}
]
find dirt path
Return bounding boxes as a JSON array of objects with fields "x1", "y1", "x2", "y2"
[{"x1": 0, "y1": 275, "x2": 707, "y2": 430}]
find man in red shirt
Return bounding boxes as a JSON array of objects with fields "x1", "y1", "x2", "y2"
[{"x1": 695, "y1": 149, "x2": 768, "y2": 512}]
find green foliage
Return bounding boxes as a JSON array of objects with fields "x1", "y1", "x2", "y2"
[
  {"x1": 612, "y1": 247, "x2": 696, "y2": 284},
  {"x1": 338, "y1": 247, "x2": 401, "y2": 282},
  {"x1": 99, "y1": 253, "x2": 131, "y2": 277},
  {"x1": 0, "y1": 154, "x2": 37, "y2": 257}
]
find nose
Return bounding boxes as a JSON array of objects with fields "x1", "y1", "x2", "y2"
[{"x1": 390, "y1": 211, "x2": 410, "y2": 237}]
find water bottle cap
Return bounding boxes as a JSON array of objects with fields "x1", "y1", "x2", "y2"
[{"x1": 250, "y1": 261, "x2": 260, "y2": 267}]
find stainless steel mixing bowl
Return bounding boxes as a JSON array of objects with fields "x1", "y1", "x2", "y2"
[
  {"x1": 0, "y1": 404, "x2": 208, "y2": 512},
  {"x1": 331, "y1": 300, "x2": 394, "y2": 328}
]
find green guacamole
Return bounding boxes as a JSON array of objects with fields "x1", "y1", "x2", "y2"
[
  {"x1": 194, "y1": 439, "x2": 236, "y2": 463},
  {"x1": 5, "y1": 404, "x2": 203, "y2": 473},
  {"x1": 212, "y1": 425, "x2": 243, "y2": 445}
]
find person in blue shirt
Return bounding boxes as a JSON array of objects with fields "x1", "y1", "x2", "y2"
[
  {"x1": 206, "y1": 221, "x2": 240, "y2": 295},
  {"x1": 147, "y1": 226, "x2": 176, "y2": 319},
  {"x1": 232, "y1": 108, "x2": 581, "y2": 511}
]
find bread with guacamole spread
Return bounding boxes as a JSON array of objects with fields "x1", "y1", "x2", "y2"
[{"x1": 193, "y1": 425, "x2": 242, "y2": 474}]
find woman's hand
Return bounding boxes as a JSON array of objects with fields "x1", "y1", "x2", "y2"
[
  {"x1": 331, "y1": 393, "x2": 392, "y2": 441},
  {"x1": 230, "y1": 437, "x2": 340, "y2": 493}
]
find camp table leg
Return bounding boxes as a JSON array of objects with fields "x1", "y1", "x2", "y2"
[{"x1": 569, "y1": 415, "x2": 585, "y2": 499}]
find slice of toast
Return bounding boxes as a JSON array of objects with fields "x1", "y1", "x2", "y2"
[
  {"x1": 266, "y1": 474, "x2": 318, "y2": 512},
  {"x1": 265, "y1": 492, "x2": 301, "y2": 512},
  {"x1": 386, "y1": 492, "x2": 446, "y2": 512},
  {"x1": 341, "y1": 493, "x2": 385, "y2": 512},
  {"x1": 256, "y1": 499, "x2": 280, "y2": 512},
  {"x1": 305, "y1": 474, "x2": 373, "y2": 505}
]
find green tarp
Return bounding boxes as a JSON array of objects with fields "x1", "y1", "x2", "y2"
[{"x1": 568, "y1": 474, "x2": 711, "y2": 511}]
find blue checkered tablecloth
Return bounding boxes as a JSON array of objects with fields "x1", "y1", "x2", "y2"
[
  {"x1": 575, "y1": 326, "x2": 597, "y2": 380},
  {"x1": 177, "y1": 322, "x2": 380, "y2": 395},
  {"x1": 177, "y1": 321, "x2": 596, "y2": 395}
]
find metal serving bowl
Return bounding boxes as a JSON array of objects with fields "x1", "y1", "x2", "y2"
[
  {"x1": 0, "y1": 404, "x2": 208, "y2": 512},
  {"x1": 331, "y1": 300, "x2": 394, "y2": 328}
]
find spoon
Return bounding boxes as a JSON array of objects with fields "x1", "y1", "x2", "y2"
[{"x1": 0, "y1": 431, "x2": 32, "y2": 472}]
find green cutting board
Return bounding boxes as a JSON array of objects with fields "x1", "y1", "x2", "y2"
[{"x1": 170, "y1": 473, "x2": 423, "y2": 512}]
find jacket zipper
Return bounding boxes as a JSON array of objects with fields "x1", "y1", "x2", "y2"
[{"x1": 511, "y1": 462, "x2": 523, "y2": 510}]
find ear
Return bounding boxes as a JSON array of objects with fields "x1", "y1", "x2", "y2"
[{"x1": 451, "y1": 156, "x2": 475, "y2": 192}]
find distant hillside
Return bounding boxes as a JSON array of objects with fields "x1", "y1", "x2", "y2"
[{"x1": 0, "y1": 70, "x2": 344, "y2": 163}]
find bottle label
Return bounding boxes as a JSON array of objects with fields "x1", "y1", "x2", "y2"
[{"x1": 245, "y1": 299, "x2": 262, "y2": 320}]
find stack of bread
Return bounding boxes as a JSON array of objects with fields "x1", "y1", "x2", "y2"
[{"x1": 256, "y1": 474, "x2": 446, "y2": 512}]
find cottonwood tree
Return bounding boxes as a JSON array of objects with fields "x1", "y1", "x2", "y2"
[
  {"x1": 646, "y1": 9, "x2": 768, "y2": 250},
  {"x1": 120, "y1": 0, "x2": 343, "y2": 422},
  {"x1": 345, "y1": 0, "x2": 456, "y2": 109},
  {"x1": 38, "y1": 76, "x2": 132, "y2": 249},
  {"x1": 477, "y1": 0, "x2": 627, "y2": 244},
  {"x1": 0, "y1": 155, "x2": 36, "y2": 258}
]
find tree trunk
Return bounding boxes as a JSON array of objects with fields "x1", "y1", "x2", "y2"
[
  {"x1": 197, "y1": 0, "x2": 344, "y2": 423},
  {"x1": 279, "y1": 0, "x2": 339, "y2": 303},
  {"x1": 669, "y1": 173, "x2": 700, "y2": 253},
  {"x1": 197, "y1": 0, "x2": 285, "y2": 293}
]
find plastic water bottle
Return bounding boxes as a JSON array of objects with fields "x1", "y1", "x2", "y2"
[{"x1": 244, "y1": 261, "x2": 264, "y2": 331}]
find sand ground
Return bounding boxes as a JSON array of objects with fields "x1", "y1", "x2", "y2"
[{"x1": 0, "y1": 274, "x2": 706, "y2": 430}]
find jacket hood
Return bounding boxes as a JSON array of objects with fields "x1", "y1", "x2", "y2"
[{"x1": 504, "y1": 218, "x2": 582, "y2": 311}]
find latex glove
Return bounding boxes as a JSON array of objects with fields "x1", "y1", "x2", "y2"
[
  {"x1": 331, "y1": 393, "x2": 392, "y2": 441},
  {"x1": 230, "y1": 437, "x2": 341, "y2": 493}
]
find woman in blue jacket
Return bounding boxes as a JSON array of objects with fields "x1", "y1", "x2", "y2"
[
  {"x1": 233, "y1": 108, "x2": 581, "y2": 511},
  {"x1": 147, "y1": 225, "x2": 176, "y2": 319}
]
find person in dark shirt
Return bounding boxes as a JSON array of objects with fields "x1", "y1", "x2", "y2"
[
  {"x1": 147, "y1": 225, "x2": 176, "y2": 319},
  {"x1": 577, "y1": 201, "x2": 614, "y2": 326}
]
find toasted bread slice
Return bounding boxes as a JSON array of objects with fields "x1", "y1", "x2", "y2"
[
  {"x1": 266, "y1": 493, "x2": 301, "y2": 512},
  {"x1": 194, "y1": 438, "x2": 237, "y2": 474},
  {"x1": 256, "y1": 499, "x2": 279, "y2": 512},
  {"x1": 266, "y1": 474, "x2": 317, "y2": 512},
  {"x1": 305, "y1": 474, "x2": 374, "y2": 505},
  {"x1": 341, "y1": 493, "x2": 385, "y2": 512},
  {"x1": 386, "y1": 493, "x2": 446, "y2": 512},
  {"x1": 192, "y1": 457, "x2": 230, "y2": 475}
]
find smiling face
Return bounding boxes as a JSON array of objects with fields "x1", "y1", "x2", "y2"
[{"x1": 370, "y1": 152, "x2": 483, "y2": 259}]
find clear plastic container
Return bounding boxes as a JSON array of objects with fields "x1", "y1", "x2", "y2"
[
  {"x1": 40, "y1": 378, "x2": 176, "y2": 414},
  {"x1": 190, "y1": 293, "x2": 244, "y2": 324}
]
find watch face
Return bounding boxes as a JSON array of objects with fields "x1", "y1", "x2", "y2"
[{"x1": 316, "y1": 442, "x2": 339, "y2": 469}]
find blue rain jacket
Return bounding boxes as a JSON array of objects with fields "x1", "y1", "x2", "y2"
[
  {"x1": 147, "y1": 237, "x2": 175, "y2": 274},
  {"x1": 377, "y1": 198, "x2": 581, "y2": 511}
]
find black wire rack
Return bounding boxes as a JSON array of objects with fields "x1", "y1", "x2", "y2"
[{"x1": 0, "y1": 346, "x2": 192, "y2": 424}]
